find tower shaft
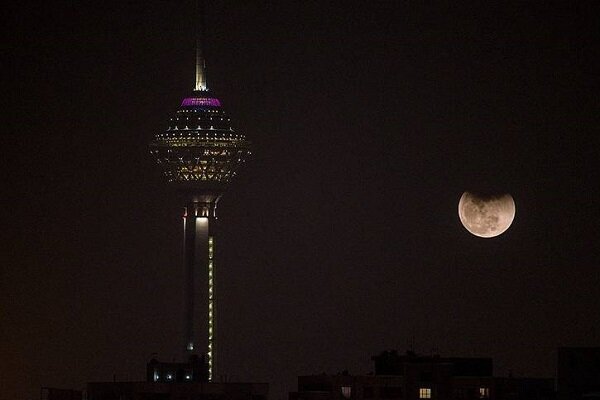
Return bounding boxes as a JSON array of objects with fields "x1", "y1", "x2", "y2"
[{"x1": 183, "y1": 200, "x2": 217, "y2": 381}]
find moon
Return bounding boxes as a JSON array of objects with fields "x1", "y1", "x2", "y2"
[{"x1": 458, "y1": 192, "x2": 516, "y2": 238}]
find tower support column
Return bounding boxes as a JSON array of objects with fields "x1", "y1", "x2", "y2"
[{"x1": 183, "y1": 199, "x2": 218, "y2": 381}]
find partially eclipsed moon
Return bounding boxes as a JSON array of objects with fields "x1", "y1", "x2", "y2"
[{"x1": 458, "y1": 192, "x2": 515, "y2": 238}]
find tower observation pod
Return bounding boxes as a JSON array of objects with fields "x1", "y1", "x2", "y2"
[{"x1": 149, "y1": 3, "x2": 251, "y2": 382}]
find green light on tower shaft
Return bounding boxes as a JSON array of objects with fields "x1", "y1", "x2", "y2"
[{"x1": 208, "y1": 236, "x2": 215, "y2": 380}]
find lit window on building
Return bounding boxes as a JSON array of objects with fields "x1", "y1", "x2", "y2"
[
  {"x1": 419, "y1": 388, "x2": 432, "y2": 399},
  {"x1": 479, "y1": 387, "x2": 490, "y2": 398},
  {"x1": 341, "y1": 386, "x2": 351, "y2": 399}
]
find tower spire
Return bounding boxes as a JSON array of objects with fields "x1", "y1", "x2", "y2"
[{"x1": 194, "y1": 0, "x2": 208, "y2": 91}]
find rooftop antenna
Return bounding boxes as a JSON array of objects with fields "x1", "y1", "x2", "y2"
[{"x1": 195, "y1": 0, "x2": 208, "y2": 91}]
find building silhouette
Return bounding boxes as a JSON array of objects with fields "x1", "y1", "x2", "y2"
[
  {"x1": 289, "y1": 350, "x2": 555, "y2": 400},
  {"x1": 40, "y1": 388, "x2": 82, "y2": 400},
  {"x1": 557, "y1": 347, "x2": 600, "y2": 400},
  {"x1": 77, "y1": 356, "x2": 266, "y2": 400},
  {"x1": 86, "y1": 381, "x2": 267, "y2": 400},
  {"x1": 146, "y1": 355, "x2": 209, "y2": 383}
]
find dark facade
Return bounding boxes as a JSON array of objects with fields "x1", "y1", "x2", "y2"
[
  {"x1": 41, "y1": 388, "x2": 83, "y2": 400},
  {"x1": 42, "y1": 357, "x2": 267, "y2": 400},
  {"x1": 87, "y1": 381, "x2": 268, "y2": 400},
  {"x1": 290, "y1": 351, "x2": 555, "y2": 400},
  {"x1": 87, "y1": 356, "x2": 267, "y2": 400},
  {"x1": 146, "y1": 355, "x2": 209, "y2": 383},
  {"x1": 557, "y1": 347, "x2": 600, "y2": 400}
]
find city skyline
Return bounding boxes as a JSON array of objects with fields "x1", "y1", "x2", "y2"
[{"x1": 2, "y1": 1, "x2": 598, "y2": 400}]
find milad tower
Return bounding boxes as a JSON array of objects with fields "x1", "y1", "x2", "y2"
[{"x1": 149, "y1": 3, "x2": 251, "y2": 382}]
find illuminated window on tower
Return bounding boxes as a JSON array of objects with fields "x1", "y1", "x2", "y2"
[
  {"x1": 419, "y1": 388, "x2": 432, "y2": 399},
  {"x1": 479, "y1": 388, "x2": 490, "y2": 398}
]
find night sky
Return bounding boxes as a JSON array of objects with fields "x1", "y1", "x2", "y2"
[{"x1": 2, "y1": 1, "x2": 599, "y2": 399}]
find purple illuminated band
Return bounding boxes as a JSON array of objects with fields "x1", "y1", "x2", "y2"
[{"x1": 181, "y1": 97, "x2": 221, "y2": 107}]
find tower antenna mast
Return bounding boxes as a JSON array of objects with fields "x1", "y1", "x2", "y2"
[{"x1": 195, "y1": 0, "x2": 208, "y2": 91}]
